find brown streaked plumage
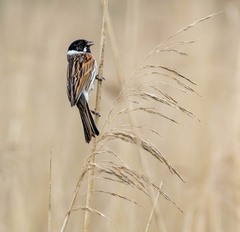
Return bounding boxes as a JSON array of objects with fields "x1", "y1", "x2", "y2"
[{"x1": 67, "y1": 39, "x2": 99, "y2": 143}]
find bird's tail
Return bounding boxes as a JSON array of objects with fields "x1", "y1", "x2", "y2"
[{"x1": 77, "y1": 96, "x2": 99, "y2": 143}]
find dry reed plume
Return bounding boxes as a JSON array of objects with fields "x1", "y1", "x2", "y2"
[{"x1": 59, "y1": 7, "x2": 219, "y2": 232}]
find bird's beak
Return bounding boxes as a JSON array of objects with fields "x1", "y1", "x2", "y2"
[{"x1": 87, "y1": 41, "x2": 94, "y2": 46}]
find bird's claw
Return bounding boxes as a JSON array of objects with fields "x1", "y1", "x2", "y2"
[
  {"x1": 96, "y1": 74, "x2": 105, "y2": 81},
  {"x1": 91, "y1": 110, "x2": 101, "y2": 117}
]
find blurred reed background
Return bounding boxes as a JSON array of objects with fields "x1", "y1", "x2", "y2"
[{"x1": 1, "y1": 0, "x2": 240, "y2": 231}]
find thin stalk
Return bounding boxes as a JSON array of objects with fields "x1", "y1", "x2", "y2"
[
  {"x1": 83, "y1": 0, "x2": 108, "y2": 232},
  {"x1": 60, "y1": 166, "x2": 88, "y2": 232},
  {"x1": 144, "y1": 182, "x2": 164, "y2": 232},
  {"x1": 48, "y1": 152, "x2": 52, "y2": 232}
]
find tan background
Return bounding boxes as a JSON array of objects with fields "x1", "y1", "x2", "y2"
[{"x1": 1, "y1": 0, "x2": 240, "y2": 231}]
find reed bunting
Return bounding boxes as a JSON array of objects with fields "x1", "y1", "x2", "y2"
[{"x1": 67, "y1": 39, "x2": 99, "y2": 143}]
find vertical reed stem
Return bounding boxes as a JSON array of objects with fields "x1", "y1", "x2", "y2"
[
  {"x1": 83, "y1": 0, "x2": 108, "y2": 231},
  {"x1": 48, "y1": 152, "x2": 52, "y2": 232}
]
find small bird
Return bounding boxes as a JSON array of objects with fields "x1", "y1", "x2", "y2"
[{"x1": 67, "y1": 39, "x2": 99, "y2": 143}]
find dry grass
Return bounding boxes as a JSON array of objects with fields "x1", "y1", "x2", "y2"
[{"x1": 1, "y1": 1, "x2": 240, "y2": 232}]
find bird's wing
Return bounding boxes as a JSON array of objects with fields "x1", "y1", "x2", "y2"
[{"x1": 67, "y1": 53, "x2": 95, "y2": 106}]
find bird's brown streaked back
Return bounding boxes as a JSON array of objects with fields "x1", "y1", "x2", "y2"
[{"x1": 67, "y1": 53, "x2": 96, "y2": 106}]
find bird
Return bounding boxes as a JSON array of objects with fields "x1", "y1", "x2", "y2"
[{"x1": 66, "y1": 39, "x2": 99, "y2": 143}]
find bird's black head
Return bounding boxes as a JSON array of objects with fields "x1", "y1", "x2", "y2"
[{"x1": 68, "y1": 39, "x2": 94, "y2": 53}]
